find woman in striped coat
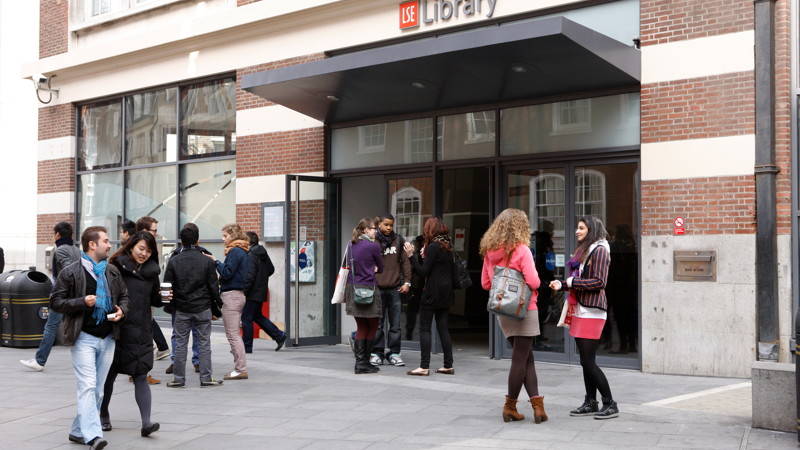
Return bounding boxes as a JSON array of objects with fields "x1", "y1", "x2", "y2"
[{"x1": 550, "y1": 216, "x2": 618, "y2": 420}]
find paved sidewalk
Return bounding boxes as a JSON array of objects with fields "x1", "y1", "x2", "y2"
[{"x1": 0, "y1": 328, "x2": 796, "y2": 449}]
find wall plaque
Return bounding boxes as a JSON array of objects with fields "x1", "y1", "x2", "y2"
[{"x1": 673, "y1": 250, "x2": 716, "y2": 282}]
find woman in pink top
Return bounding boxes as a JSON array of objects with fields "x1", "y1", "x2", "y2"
[{"x1": 480, "y1": 209, "x2": 547, "y2": 425}]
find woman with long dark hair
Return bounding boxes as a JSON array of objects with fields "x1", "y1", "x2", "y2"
[
  {"x1": 550, "y1": 216, "x2": 618, "y2": 420},
  {"x1": 100, "y1": 231, "x2": 161, "y2": 437},
  {"x1": 403, "y1": 217, "x2": 455, "y2": 376},
  {"x1": 344, "y1": 217, "x2": 383, "y2": 374}
]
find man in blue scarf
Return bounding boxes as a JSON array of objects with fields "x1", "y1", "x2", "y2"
[{"x1": 50, "y1": 226, "x2": 129, "y2": 450}]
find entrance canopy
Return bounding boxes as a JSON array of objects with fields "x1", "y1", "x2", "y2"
[{"x1": 241, "y1": 17, "x2": 640, "y2": 123}]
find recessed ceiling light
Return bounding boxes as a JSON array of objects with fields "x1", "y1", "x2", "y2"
[
  {"x1": 511, "y1": 64, "x2": 527, "y2": 73},
  {"x1": 410, "y1": 81, "x2": 426, "y2": 89},
  {"x1": 325, "y1": 95, "x2": 340, "y2": 101}
]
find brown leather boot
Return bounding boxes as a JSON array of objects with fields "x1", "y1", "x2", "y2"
[
  {"x1": 531, "y1": 396, "x2": 549, "y2": 424},
  {"x1": 502, "y1": 395, "x2": 525, "y2": 422}
]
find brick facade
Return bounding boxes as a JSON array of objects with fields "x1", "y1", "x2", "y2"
[
  {"x1": 38, "y1": 104, "x2": 76, "y2": 140},
  {"x1": 236, "y1": 128, "x2": 325, "y2": 178},
  {"x1": 236, "y1": 54, "x2": 326, "y2": 111},
  {"x1": 237, "y1": 203, "x2": 262, "y2": 236},
  {"x1": 640, "y1": 0, "x2": 754, "y2": 47},
  {"x1": 774, "y1": 0, "x2": 792, "y2": 235},
  {"x1": 37, "y1": 213, "x2": 75, "y2": 244},
  {"x1": 641, "y1": 176, "x2": 755, "y2": 235},
  {"x1": 641, "y1": 71, "x2": 754, "y2": 143},
  {"x1": 39, "y1": 0, "x2": 69, "y2": 58},
  {"x1": 38, "y1": 158, "x2": 75, "y2": 194}
]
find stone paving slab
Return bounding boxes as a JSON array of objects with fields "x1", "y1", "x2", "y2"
[{"x1": 0, "y1": 327, "x2": 796, "y2": 449}]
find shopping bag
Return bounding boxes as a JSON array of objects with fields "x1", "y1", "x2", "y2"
[{"x1": 330, "y1": 244, "x2": 351, "y2": 305}]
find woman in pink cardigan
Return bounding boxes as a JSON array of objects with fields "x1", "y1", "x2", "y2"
[{"x1": 480, "y1": 208, "x2": 547, "y2": 424}]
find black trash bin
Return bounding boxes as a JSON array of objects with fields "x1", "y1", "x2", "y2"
[{"x1": 0, "y1": 270, "x2": 52, "y2": 348}]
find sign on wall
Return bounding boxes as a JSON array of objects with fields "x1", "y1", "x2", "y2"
[
  {"x1": 290, "y1": 240, "x2": 316, "y2": 283},
  {"x1": 400, "y1": 0, "x2": 498, "y2": 30}
]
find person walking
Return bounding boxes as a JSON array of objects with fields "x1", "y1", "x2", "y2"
[
  {"x1": 164, "y1": 226, "x2": 223, "y2": 388},
  {"x1": 549, "y1": 216, "x2": 618, "y2": 420},
  {"x1": 210, "y1": 224, "x2": 251, "y2": 380},
  {"x1": 50, "y1": 226, "x2": 128, "y2": 450},
  {"x1": 345, "y1": 217, "x2": 383, "y2": 374},
  {"x1": 402, "y1": 217, "x2": 455, "y2": 377},
  {"x1": 370, "y1": 214, "x2": 411, "y2": 367},
  {"x1": 480, "y1": 208, "x2": 547, "y2": 424},
  {"x1": 241, "y1": 231, "x2": 287, "y2": 352},
  {"x1": 99, "y1": 231, "x2": 161, "y2": 437},
  {"x1": 20, "y1": 221, "x2": 81, "y2": 372},
  {"x1": 135, "y1": 217, "x2": 170, "y2": 369}
]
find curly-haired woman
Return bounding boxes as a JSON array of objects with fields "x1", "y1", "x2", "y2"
[{"x1": 480, "y1": 209, "x2": 546, "y2": 424}]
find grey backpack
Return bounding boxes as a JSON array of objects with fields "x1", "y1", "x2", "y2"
[{"x1": 486, "y1": 266, "x2": 532, "y2": 320}]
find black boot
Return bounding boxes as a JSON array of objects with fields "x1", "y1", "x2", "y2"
[
  {"x1": 354, "y1": 339, "x2": 378, "y2": 374},
  {"x1": 594, "y1": 399, "x2": 619, "y2": 420},
  {"x1": 569, "y1": 396, "x2": 599, "y2": 417}
]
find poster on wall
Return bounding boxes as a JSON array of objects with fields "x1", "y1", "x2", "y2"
[{"x1": 290, "y1": 240, "x2": 315, "y2": 283}]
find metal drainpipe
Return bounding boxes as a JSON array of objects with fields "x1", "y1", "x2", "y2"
[{"x1": 754, "y1": 0, "x2": 780, "y2": 361}]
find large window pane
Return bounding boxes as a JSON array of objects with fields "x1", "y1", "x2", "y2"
[
  {"x1": 500, "y1": 93, "x2": 640, "y2": 155},
  {"x1": 180, "y1": 160, "x2": 235, "y2": 240},
  {"x1": 125, "y1": 88, "x2": 178, "y2": 165},
  {"x1": 331, "y1": 118, "x2": 433, "y2": 170},
  {"x1": 79, "y1": 100, "x2": 122, "y2": 170},
  {"x1": 180, "y1": 79, "x2": 236, "y2": 159},
  {"x1": 125, "y1": 166, "x2": 178, "y2": 240},
  {"x1": 79, "y1": 171, "x2": 123, "y2": 240},
  {"x1": 437, "y1": 111, "x2": 496, "y2": 161},
  {"x1": 388, "y1": 177, "x2": 433, "y2": 242}
]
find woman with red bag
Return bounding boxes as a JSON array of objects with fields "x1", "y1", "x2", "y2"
[{"x1": 550, "y1": 216, "x2": 618, "y2": 420}]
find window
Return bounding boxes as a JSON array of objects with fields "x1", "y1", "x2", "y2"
[
  {"x1": 125, "y1": 88, "x2": 178, "y2": 165},
  {"x1": 357, "y1": 124, "x2": 387, "y2": 154},
  {"x1": 78, "y1": 172, "x2": 124, "y2": 240},
  {"x1": 465, "y1": 111, "x2": 496, "y2": 144},
  {"x1": 392, "y1": 187, "x2": 422, "y2": 240},
  {"x1": 407, "y1": 119, "x2": 433, "y2": 163},
  {"x1": 552, "y1": 99, "x2": 592, "y2": 135},
  {"x1": 331, "y1": 119, "x2": 432, "y2": 170},
  {"x1": 180, "y1": 79, "x2": 236, "y2": 159},
  {"x1": 179, "y1": 160, "x2": 236, "y2": 241},
  {"x1": 437, "y1": 111, "x2": 496, "y2": 161},
  {"x1": 575, "y1": 169, "x2": 606, "y2": 223},
  {"x1": 530, "y1": 174, "x2": 566, "y2": 235}
]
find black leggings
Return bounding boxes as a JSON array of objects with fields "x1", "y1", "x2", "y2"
[
  {"x1": 152, "y1": 319, "x2": 168, "y2": 351},
  {"x1": 507, "y1": 336, "x2": 539, "y2": 399},
  {"x1": 100, "y1": 370, "x2": 152, "y2": 427},
  {"x1": 575, "y1": 337, "x2": 612, "y2": 402},
  {"x1": 419, "y1": 308, "x2": 453, "y2": 370},
  {"x1": 354, "y1": 317, "x2": 379, "y2": 340}
]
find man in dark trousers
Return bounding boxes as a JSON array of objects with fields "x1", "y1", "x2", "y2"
[
  {"x1": 164, "y1": 226, "x2": 223, "y2": 388},
  {"x1": 242, "y1": 231, "x2": 286, "y2": 352},
  {"x1": 20, "y1": 221, "x2": 81, "y2": 372},
  {"x1": 50, "y1": 226, "x2": 128, "y2": 450}
]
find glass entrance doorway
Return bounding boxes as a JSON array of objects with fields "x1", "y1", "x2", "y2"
[{"x1": 504, "y1": 161, "x2": 639, "y2": 368}]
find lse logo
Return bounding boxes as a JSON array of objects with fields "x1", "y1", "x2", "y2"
[{"x1": 400, "y1": 1, "x2": 419, "y2": 29}]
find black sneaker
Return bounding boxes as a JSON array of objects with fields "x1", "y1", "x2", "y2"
[
  {"x1": 88, "y1": 437, "x2": 108, "y2": 450},
  {"x1": 594, "y1": 401, "x2": 619, "y2": 420},
  {"x1": 68, "y1": 434, "x2": 84, "y2": 444},
  {"x1": 165, "y1": 364, "x2": 173, "y2": 374},
  {"x1": 569, "y1": 398, "x2": 599, "y2": 417},
  {"x1": 200, "y1": 379, "x2": 224, "y2": 387},
  {"x1": 166, "y1": 380, "x2": 185, "y2": 388},
  {"x1": 275, "y1": 334, "x2": 287, "y2": 352}
]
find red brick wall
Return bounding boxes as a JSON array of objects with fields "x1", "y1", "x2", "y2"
[
  {"x1": 39, "y1": 0, "x2": 69, "y2": 58},
  {"x1": 289, "y1": 200, "x2": 326, "y2": 241},
  {"x1": 236, "y1": 128, "x2": 325, "y2": 178},
  {"x1": 236, "y1": 54, "x2": 326, "y2": 111},
  {"x1": 38, "y1": 213, "x2": 75, "y2": 244},
  {"x1": 38, "y1": 158, "x2": 75, "y2": 194},
  {"x1": 775, "y1": 0, "x2": 792, "y2": 235},
  {"x1": 641, "y1": 176, "x2": 755, "y2": 235},
  {"x1": 641, "y1": 72, "x2": 755, "y2": 143},
  {"x1": 237, "y1": 203, "x2": 262, "y2": 236},
  {"x1": 237, "y1": 0, "x2": 262, "y2": 5},
  {"x1": 640, "y1": 0, "x2": 754, "y2": 47},
  {"x1": 38, "y1": 104, "x2": 76, "y2": 140}
]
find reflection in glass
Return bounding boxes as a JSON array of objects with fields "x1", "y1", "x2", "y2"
[
  {"x1": 437, "y1": 111, "x2": 496, "y2": 161},
  {"x1": 79, "y1": 101, "x2": 122, "y2": 170},
  {"x1": 125, "y1": 166, "x2": 178, "y2": 240},
  {"x1": 79, "y1": 171, "x2": 123, "y2": 240},
  {"x1": 179, "y1": 159, "x2": 235, "y2": 240},
  {"x1": 388, "y1": 177, "x2": 433, "y2": 242},
  {"x1": 180, "y1": 79, "x2": 236, "y2": 159},
  {"x1": 331, "y1": 118, "x2": 433, "y2": 170},
  {"x1": 125, "y1": 88, "x2": 178, "y2": 165},
  {"x1": 507, "y1": 168, "x2": 567, "y2": 354},
  {"x1": 501, "y1": 93, "x2": 640, "y2": 155}
]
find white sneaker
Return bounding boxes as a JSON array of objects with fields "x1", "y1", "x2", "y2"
[
  {"x1": 154, "y1": 349, "x2": 170, "y2": 361},
  {"x1": 20, "y1": 359, "x2": 44, "y2": 372}
]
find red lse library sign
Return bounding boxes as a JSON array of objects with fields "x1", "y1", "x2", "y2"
[{"x1": 400, "y1": 1, "x2": 420, "y2": 29}]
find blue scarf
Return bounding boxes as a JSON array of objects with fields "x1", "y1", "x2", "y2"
[{"x1": 81, "y1": 252, "x2": 112, "y2": 324}]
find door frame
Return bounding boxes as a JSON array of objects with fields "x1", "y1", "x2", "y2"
[{"x1": 284, "y1": 174, "x2": 342, "y2": 347}]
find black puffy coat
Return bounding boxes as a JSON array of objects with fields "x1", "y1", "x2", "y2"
[
  {"x1": 410, "y1": 241, "x2": 455, "y2": 310},
  {"x1": 243, "y1": 244, "x2": 275, "y2": 303},
  {"x1": 110, "y1": 254, "x2": 162, "y2": 376}
]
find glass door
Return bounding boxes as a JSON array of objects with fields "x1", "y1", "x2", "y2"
[{"x1": 284, "y1": 175, "x2": 341, "y2": 346}]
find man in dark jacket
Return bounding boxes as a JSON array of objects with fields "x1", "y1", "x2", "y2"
[
  {"x1": 164, "y1": 226, "x2": 223, "y2": 388},
  {"x1": 50, "y1": 226, "x2": 128, "y2": 450},
  {"x1": 20, "y1": 221, "x2": 81, "y2": 372},
  {"x1": 242, "y1": 232, "x2": 286, "y2": 353}
]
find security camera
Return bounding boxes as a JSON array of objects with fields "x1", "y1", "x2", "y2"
[
  {"x1": 34, "y1": 73, "x2": 48, "y2": 84},
  {"x1": 32, "y1": 73, "x2": 58, "y2": 104}
]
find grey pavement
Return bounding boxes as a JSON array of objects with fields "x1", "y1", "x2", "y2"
[{"x1": 0, "y1": 327, "x2": 796, "y2": 449}]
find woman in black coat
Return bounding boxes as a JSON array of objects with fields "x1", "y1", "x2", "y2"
[
  {"x1": 100, "y1": 231, "x2": 161, "y2": 437},
  {"x1": 403, "y1": 217, "x2": 456, "y2": 376}
]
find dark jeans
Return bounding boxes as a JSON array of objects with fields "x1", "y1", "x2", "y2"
[
  {"x1": 173, "y1": 310, "x2": 213, "y2": 383},
  {"x1": 419, "y1": 308, "x2": 453, "y2": 370},
  {"x1": 372, "y1": 288, "x2": 402, "y2": 355},
  {"x1": 170, "y1": 311, "x2": 199, "y2": 366},
  {"x1": 35, "y1": 309, "x2": 63, "y2": 366},
  {"x1": 241, "y1": 300, "x2": 285, "y2": 351},
  {"x1": 152, "y1": 319, "x2": 168, "y2": 351},
  {"x1": 405, "y1": 291, "x2": 421, "y2": 338}
]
